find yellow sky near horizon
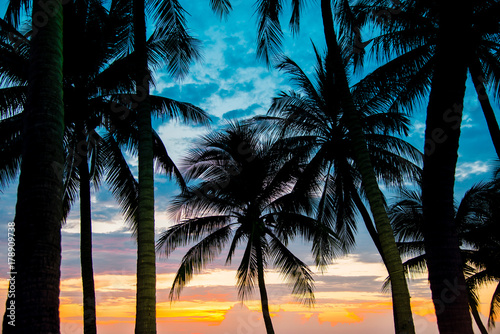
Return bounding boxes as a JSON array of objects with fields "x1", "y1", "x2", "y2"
[{"x1": 2, "y1": 264, "x2": 498, "y2": 334}]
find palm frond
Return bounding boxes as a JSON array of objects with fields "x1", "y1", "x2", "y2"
[
  {"x1": 381, "y1": 253, "x2": 426, "y2": 293},
  {"x1": 209, "y1": 0, "x2": 232, "y2": 18},
  {"x1": 288, "y1": 0, "x2": 304, "y2": 35},
  {"x1": 4, "y1": 0, "x2": 31, "y2": 27},
  {"x1": 0, "y1": 113, "x2": 23, "y2": 188},
  {"x1": 267, "y1": 229, "x2": 315, "y2": 306},
  {"x1": 235, "y1": 233, "x2": 259, "y2": 301},
  {"x1": 225, "y1": 225, "x2": 247, "y2": 265},
  {"x1": 150, "y1": 95, "x2": 210, "y2": 125},
  {"x1": 147, "y1": 23, "x2": 202, "y2": 79},
  {"x1": 266, "y1": 212, "x2": 340, "y2": 270},
  {"x1": 152, "y1": 129, "x2": 186, "y2": 190},
  {"x1": 102, "y1": 134, "x2": 139, "y2": 233},
  {"x1": 275, "y1": 55, "x2": 321, "y2": 103},
  {"x1": 62, "y1": 153, "x2": 80, "y2": 222},
  {"x1": 489, "y1": 281, "x2": 500, "y2": 328},
  {"x1": 389, "y1": 188, "x2": 424, "y2": 243},
  {"x1": 169, "y1": 185, "x2": 240, "y2": 219},
  {"x1": 169, "y1": 224, "x2": 234, "y2": 300},
  {"x1": 156, "y1": 215, "x2": 232, "y2": 256},
  {"x1": 147, "y1": 0, "x2": 201, "y2": 79},
  {"x1": 255, "y1": 0, "x2": 283, "y2": 65}
]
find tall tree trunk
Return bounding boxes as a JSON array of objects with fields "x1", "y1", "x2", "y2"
[
  {"x1": 2, "y1": 0, "x2": 64, "y2": 333},
  {"x1": 351, "y1": 190, "x2": 385, "y2": 262},
  {"x1": 469, "y1": 59, "x2": 500, "y2": 159},
  {"x1": 320, "y1": 1, "x2": 414, "y2": 333},
  {"x1": 255, "y1": 243, "x2": 275, "y2": 334},
  {"x1": 133, "y1": 0, "x2": 157, "y2": 333},
  {"x1": 421, "y1": 1, "x2": 474, "y2": 333},
  {"x1": 77, "y1": 125, "x2": 98, "y2": 334}
]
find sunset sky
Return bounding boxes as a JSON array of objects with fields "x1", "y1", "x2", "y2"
[{"x1": 1, "y1": 1, "x2": 500, "y2": 333}]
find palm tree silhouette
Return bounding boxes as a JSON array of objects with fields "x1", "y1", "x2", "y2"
[
  {"x1": 344, "y1": 1, "x2": 485, "y2": 331},
  {"x1": 389, "y1": 179, "x2": 500, "y2": 334},
  {"x1": 157, "y1": 121, "x2": 340, "y2": 334},
  {"x1": 0, "y1": 2, "x2": 208, "y2": 331},
  {"x1": 320, "y1": 1, "x2": 416, "y2": 331},
  {"x1": 1, "y1": 0, "x2": 64, "y2": 331},
  {"x1": 349, "y1": 0, "x2": 500, "y2": 158},
  {"x1": 130, "y1": 1, "x2": 201, "y2": 331},
  {"x1": 206, "y1": 1, "x2": 417, "y2": 331},
  {"x1": 257, "y1": 44, "x2": 422, "y2": 258}
]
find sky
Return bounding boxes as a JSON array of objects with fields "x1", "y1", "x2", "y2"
[{"x1": 1, "y1": 0, "x2": 500, "y2": 333}]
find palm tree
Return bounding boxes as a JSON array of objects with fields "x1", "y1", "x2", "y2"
[
  {"x1": 61, "y1": 2, "x2": 134, "y2": 332},
  {"x1": 361, "y1": 1, "x2": 474, "y2": 332},
  {"x1": 1, "y1": 0, "x2": 64, "y2": 331},
  {"x1": 389, "y1": 179, "x2": 500, "y2": 334},
  {"x1": 157, "y1": 122, "x2": 340, "y2": 334},
  {"x1": 205, "y1": 2, "x2": 417, "y2": 331},
  {"x1": 130, "y1": 1, "x2": 201, "y2": 332},
  {"x1": 258, "y1": 46, "x2": 421, "y2": 334},
  {"x1": 257, "y1": 43, "x2": 422, "y2": 257},
  {"x1": 0, "y1": 2, "x2": 208, "y2": 331},
  {"x1": 345, "y1": 0, "x2": 500, "y2": 159},
  {"x1": 321, "y1": 1, "x2": 416, "y2": 332},
  {"x1": 341, "y1": 1, "x2": 500, "y2": 331}
]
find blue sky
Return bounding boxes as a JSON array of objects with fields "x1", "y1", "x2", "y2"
[{"x1": 1, "y1": 1, "x2": 499, "y2": 333}]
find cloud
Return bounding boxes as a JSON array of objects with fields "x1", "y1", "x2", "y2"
[
  {"x1": 410, "y1": 120, "x2": 426, "y2": 138},
  {"x1": 222, "y1": 103, "x2": 263, "y2": 119},
  {"x1": 156, "y1": 120, "x2": 210, "y2": 163},
  {"x1": 455, "y1": 160, "x2": 491, "y2": 181}
]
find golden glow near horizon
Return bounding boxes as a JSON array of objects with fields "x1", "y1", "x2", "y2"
[{"x1": 1, "y1": 254, "x2": 498, "y2": 333}]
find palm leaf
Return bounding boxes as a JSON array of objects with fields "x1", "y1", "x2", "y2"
[
  {"x1": 156, "y1": 215, "x2": 232, "y2": 256},
  {"x1": 102, "y1": 134, "x2": 139, "y2": 232},
  {"x1": 267, "y1": 229, "x2": 315, "y2": 306},
  {"x1": 489, "y1": 281, "x2": 500, "y2": 328},
  {"x1": 169, "y1": 224, "x2": 234, "y2": 300},
  {"x1": 255, "y1": 0, "x2": 284, "y2": 65}
]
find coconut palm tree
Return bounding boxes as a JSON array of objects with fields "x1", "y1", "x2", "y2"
[
  {"x1": 157, "y1": 121, "x2": 340, "y2": 334},
  {"x1": 320, "y1": 1, "x2": 416, "y2": 332},
  {"x1": 205, "y1": 2, "x2": 417, "y2": 331},
  {"x1": 256, "y1": 43, "x2": 422, "y2": 259},
  {"x1": 388, "y1": 179, "x2": 500, "y2": 334},
  {"x1": 345, "y1": 0, "x2": 500, "y2": 158},
  {"x1": 344, "y1": 1, "x2": 479, "y2": 331},
  {"x1": 0, "y1": 2, "x2": 208, "y2": 331},
  {"x1": 0, "y1": 0, "x2": 64, "y2": 331},
  {"x1": 129, "y1": 1, "x2": 201, "y2": 331}
]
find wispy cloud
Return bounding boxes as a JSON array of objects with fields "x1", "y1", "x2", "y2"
[{"x1": 455, "y1": 160, "x2": 490, "y2": 181}]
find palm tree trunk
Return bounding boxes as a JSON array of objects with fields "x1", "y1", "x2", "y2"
[
  {"x1": 351, "y1": 190, "x2": 385, "y2": 262},
  {"x1": 78, "y1": 125, "x2": 98, "y2": 334},
  {"x1": 469, "y1": 59, "x2": 500, "y2": 159},
  {"x1": 133, "y1": 0, "x2": 157, "y2": 333},
  {"x1": 421, "y1": 1, "x2": 474, "y2": 333},
  {"x1": 320, "y1": 1, "x2": 414, "y2": 333},
  {"x1": 470, "y1": 304, "x2": 488, "y2": 334},
  {"x1": 255, "y1": 243, "x2": 275, "y2": 334},
  {"x1": 2, "y1": 0, "x2": 64, "y2": 333}
]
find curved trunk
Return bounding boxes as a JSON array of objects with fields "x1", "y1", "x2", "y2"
[
  {"x1": 351, "y1": 190, "x2": 385, "y2": 263},
  {"x1": 133, "y1": 0, "x2": 157, "y2": 333},
  {"x1": 320, "y1": 1, "x2": 414, "y2": 333},
  {"x1": 2, "y1": 0, "x2": 64, "y2": 332},
  {"x1": 469, "y1": 59, "x2": 500, "y2": 159},
  {"x1": 78, "y1": 125, "x2": 98, "y2": 334},
  {"x1": 421, "y1": 1, "x2": 474, "y2": 333},
  {"x1": 255, "y1": 243, "x2": 275, "y2": 334}
]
